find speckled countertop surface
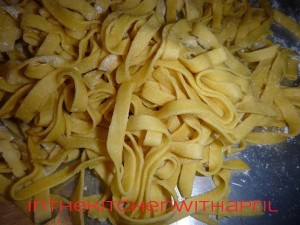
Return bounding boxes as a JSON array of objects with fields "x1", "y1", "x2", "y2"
[{"x1": 220, "y1": 137, "x2": 300, "y2": 225}]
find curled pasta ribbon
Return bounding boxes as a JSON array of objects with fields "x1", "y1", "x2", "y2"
[
  {"x1": 273, "y1": 9, "x2": 300, "y2": 38},
  {"x1": 15, "y1": 69, "x2": 88, "y2": 122},
  {"x1": 10, "y1": 137, "x2": 109, "y2": 202},
  {"x1": 117, "y1": 13, "x2": 163, "y2": 83},
  {"x1": 0, "y1": 140, "x2": 25, "y2": 177},
  {"x1": 42, "y1": 0, "x2": 99, "y2": 31},
  {"x1": 109, "y1": 115, "x2": 175, "y2": 224},
  {"x1": 107, "y1": 81, "x2": 136, "y2": 195},
  {"x1": 0, "y1": 1, "x2": 300, "y2": 225}
]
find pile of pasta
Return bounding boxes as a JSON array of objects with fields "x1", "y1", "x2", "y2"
[{"x1": 0, "y1": 0, "x2": 300, "y2": 224}]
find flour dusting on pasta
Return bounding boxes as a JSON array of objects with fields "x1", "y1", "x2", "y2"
[{"x1": 0, "y1": 0, "x2": 300, "y2": 225}]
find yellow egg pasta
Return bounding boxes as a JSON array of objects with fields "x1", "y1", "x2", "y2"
[{"x1": 0, "y1": 0, "x2": 300, "y2": 225}]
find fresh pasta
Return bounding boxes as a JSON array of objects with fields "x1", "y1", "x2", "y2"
[{"x1": 0, "y1": 0, "x2": 300, "y2": 225}]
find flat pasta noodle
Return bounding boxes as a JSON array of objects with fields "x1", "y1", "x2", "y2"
[{"x1": 0, "y1": 0, "x2": 300, "y2": 225}]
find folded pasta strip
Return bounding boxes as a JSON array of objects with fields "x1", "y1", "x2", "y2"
[{"x1": 0, "y1": 0, "x2": 300, "y2": 225}]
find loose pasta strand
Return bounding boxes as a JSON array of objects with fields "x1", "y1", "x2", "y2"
[{"x1": 0, "y1": 0, "x2": 300, "y2": 225}]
